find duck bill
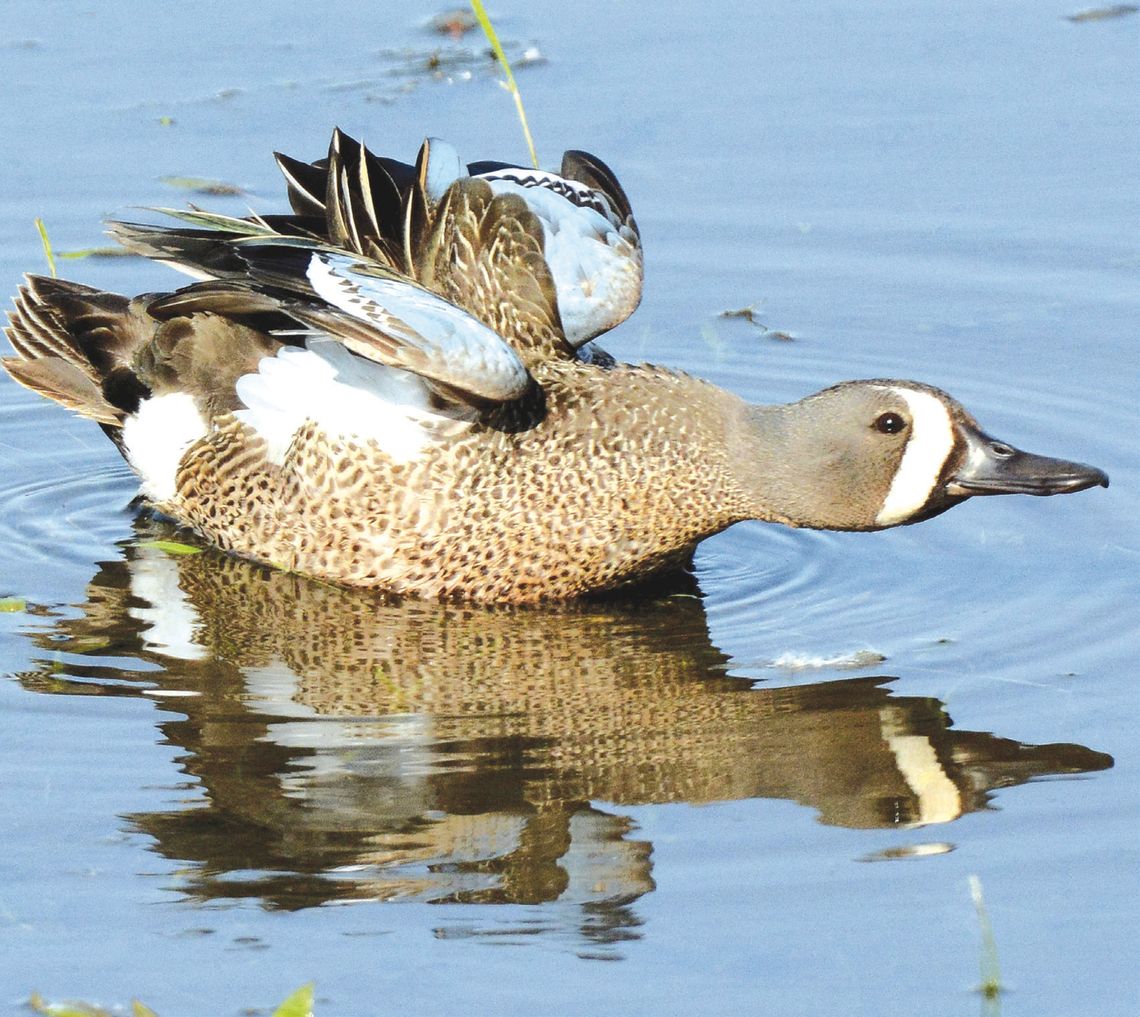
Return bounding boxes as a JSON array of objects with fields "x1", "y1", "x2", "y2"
[{"x1": 946, "y1": 424, "x2": 1109, "y2": 497}]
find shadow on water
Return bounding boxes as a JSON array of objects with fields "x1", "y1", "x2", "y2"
[{"x1": 11, "y1": 520, "x2": 1111, "y2": 936}]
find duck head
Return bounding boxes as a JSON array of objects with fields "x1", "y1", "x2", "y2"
[{"x1": 736, "y1": 380, "x2": 1109, "y2": 531}]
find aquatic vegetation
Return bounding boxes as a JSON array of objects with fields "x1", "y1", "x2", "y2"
[
  {"x1": 1065, "y1": 4, "x2": 1138, "y2": 21},
  {"x1": 32, "y1": 217, "x2": 136, "y2": 265},
  {"x1": 969, "y1": 876, "x2": 1004, "y2": 1011},
  {"x1": 28, "y1": 984, "x2": 314, "y2": 1017},
  {"x1": 58, "y1": 247, "x2": 137, "y2": 261},
  {"x1": 136, "y1": 539, "x2": 203, "y2": 557},
  {"x1": 159, "y1": 175, "x2": 246, "y2": 197}
]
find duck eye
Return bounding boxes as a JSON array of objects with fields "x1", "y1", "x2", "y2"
[{"x1": 874, "y1": 412, "x2": 907, "y2": 435}]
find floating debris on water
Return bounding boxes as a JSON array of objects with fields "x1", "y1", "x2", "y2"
[
  {"x1": 769, "y1": 648, "x2": 888, "y2": 671},
  {"x1": 160, "y1": 175, "x2": 246, "y2": 197},
  {"x1": 859, "y1": 842, "x2": 955, "y2": 862},
  {"x1": 426, "y1": 8, "x2": 478, "y2": 38},
  {"x1": 59, "y1": 247, "x2": 137, "y2": 260},
  {"x1": 333, "y1": 25, "x2": 544, "y2": 105},
  {"x1": 717, "y1": 305, "x2": 796, "y2": 341},
  {"x1": 719, "y1": 305, "x2": 765, "y2": 326},
  {"x1": 1066, "y1": 4, "x2": 1138, "y2": 20}
]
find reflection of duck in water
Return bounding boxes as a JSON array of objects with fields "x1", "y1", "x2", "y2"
[
  {"x1": 15, "y1": 527, "x2": 1112, "y2": 912},
  {"x1": 3, "y1": 130, "x2": 1108, "y2": 602}
]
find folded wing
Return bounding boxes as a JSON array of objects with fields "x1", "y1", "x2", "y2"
[{"x1": 114, "y1": 128, "x2": 643, "y2": 354}]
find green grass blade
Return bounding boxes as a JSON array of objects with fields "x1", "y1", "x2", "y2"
[
  {"x1": 969, "y1": 875, "x2": 1004, "y2": 1010},
  {"x1": 272, "y1": 983, "x2": 315, "y2": 1017},
  {"x1": 34, "y1": 218, "x2": 58, "y2": 278},
  {"x1": 138, "y1": 539, "x2": 203, "y2": 557},
  {"x1": 28, "y1": 995, "x2": 113, "y2": 1017},
  {"x1": 470, "y1": 0, "x2": 539, "y2": 168}
]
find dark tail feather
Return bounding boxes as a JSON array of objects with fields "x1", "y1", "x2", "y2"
[
  {"x1": 3, "y1": 276, "x2": 150, "y2": 424},
  {"x1": 108, "y1": 214, "x2": 326, "y2": 281},
  {"x1": 561, "y1": 150, "x2": 635, "y2": 223},
  {"x1": 274, "y1": 150, "x2": 328, "y2": 218}
]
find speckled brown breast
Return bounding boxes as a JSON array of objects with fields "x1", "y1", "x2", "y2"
[{"x1": 167, "y1": 360, "x2": 755, "y2": 603}]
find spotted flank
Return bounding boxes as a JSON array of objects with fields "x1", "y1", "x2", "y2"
[{"x1": 2, "y1": 128, "x2": 1108, "y2": 603}]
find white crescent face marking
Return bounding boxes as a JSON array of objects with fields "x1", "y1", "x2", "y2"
[{"x1": 875, "y1": 387, "x2": 956, "y2": 526}]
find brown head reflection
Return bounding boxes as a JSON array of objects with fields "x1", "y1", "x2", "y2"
[{"x1": 14, "y1": 524, "x2": 1112, "y2": 915}]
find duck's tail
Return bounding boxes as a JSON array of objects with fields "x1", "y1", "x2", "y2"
[{"x1": 3, "y1": 275, "x2": 148, "y2": 432}]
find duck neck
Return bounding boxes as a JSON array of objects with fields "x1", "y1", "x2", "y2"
[
  {"x1": 727, "y1": 400, "x2": 880, "y2": 531},
  {"x1": 726, "y1": 401, "x2": 802, "y2": 525}
]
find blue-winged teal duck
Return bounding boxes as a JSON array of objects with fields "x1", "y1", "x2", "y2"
[{"x1": 3, "y1": 129, "x2": 1108, "y2": 603}]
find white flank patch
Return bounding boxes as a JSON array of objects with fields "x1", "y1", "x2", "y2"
[
  {"x1": 234, "y1": 339, "x2": 468, "y2": 466},
  {"x1": 121, "y1": 392, "x2": 207, "y2": 502},
  {"x1": 875, "y1": 387, "x2": 956, "y2": 526}
]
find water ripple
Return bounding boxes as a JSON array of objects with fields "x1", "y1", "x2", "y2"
[{"x1": 0, "y1": 391, "x2": 136, "y2": 580}]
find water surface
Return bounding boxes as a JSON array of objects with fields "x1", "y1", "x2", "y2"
[{"x1": 1, "y1": 2, "x2": 1136, "y2": 1015}]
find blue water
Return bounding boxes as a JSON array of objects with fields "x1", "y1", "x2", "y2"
[{"x1": 1, "y1": 2, "x2": 1137, "y2": 1015}]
